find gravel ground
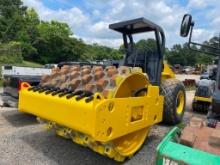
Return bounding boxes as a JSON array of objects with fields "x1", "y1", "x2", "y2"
[{"x1": 0, "y1": 81, "x2": 206, "y2": 165}]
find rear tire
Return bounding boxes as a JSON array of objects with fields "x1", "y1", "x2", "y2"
[{"x1": 160, "y1": 79, "x2": 186, "y2": 124}]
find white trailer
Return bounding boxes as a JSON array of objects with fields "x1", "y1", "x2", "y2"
[{"x1": 1, "y1": 65, "x2": 51, "y2": 78}]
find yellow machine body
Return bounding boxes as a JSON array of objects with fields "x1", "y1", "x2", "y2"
[
  {"x1": 18, "y1": 64, "x2": 175, "y2": 161},
  {"x1": 161, "y1": 62, "x2": 175, "y2": 80},
  {"x1": 194, "y1": 96, "x2": 212, "y2": 103},
  {"x1": 19, "y1": 85, "x2": 163, "y2": 142}
]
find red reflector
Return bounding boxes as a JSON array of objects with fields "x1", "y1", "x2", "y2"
[
  {"x1": 23, "y1": 83, "x2": 29, "y2": 88},
  {"x1": 18, "y1": 82, "x2": 31, "y2": 91},
  {"x1": 18, "y1": 80, "x2": 22, "y2": 91}
]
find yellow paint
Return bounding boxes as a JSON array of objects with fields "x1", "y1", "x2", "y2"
[
  {"x1": 161, "y1": 62, "x2": 175, "y2": 80},
  {"x1": 194, "y1": 96, "x2": 212, "y2": 103},
  {"x1": 176, "y1": 91, "x2": 185, "y2": 114},
  {"x1": 19, "y1": 86, "x2": 163, "y2": 142}
]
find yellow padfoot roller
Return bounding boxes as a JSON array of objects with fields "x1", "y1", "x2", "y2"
[
  {"x1": 19, "y1": 65, "x2": 163, "y2": 161},
  {"x1": 18, "y1": 18, "x2": 186, "y2": 162}
]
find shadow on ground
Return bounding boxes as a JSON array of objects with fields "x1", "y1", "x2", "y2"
[
  {"x1": 21, "y1": 125, "x2": 171, "y2": 165},
  {"x1": 22, "y1": 130, "x2": 120, "y2": 165},
  {"x1": 2, "y1": 110, "x2": 38, "y2": 127}
]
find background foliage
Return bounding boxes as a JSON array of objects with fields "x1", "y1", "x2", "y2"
[{"x1": 0, "y1": 0, "x2": 218, "y2": 66}]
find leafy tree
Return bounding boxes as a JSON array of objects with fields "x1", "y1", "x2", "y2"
[
  {"x1": 0, "y1": 0, "x2": 27, "y2": 42},
  {"x1": 166, "y1": 43, "x2": 196, "y2": 66},
  {"x1": 167, "y1": 42, "x2": 214, "y2": 66},
  {"x1": 200, "y1": 36, "x2": 220, "y2": 56},
  {"x1": 38, "y1": 21, "x2": 72, "y2": 39},
  {"x1": 32, "y1": 21, "x2": 83, "y2": 63},
  {"x1": 167, "y1": 44, "x2": 185, "y2": 65},
  {"x1": 135, "y1": 39, "x2": 157, "y2": 52},
  {"x1": 0, "y1": 42, "x2": 23, "y2": 63},
  {"x1": 196, "y1": 53, "x2": 213, "y2": 64},
  {"x1": 24, "y1": 8, "x2": 40, "y2": 43},
  {"x1": 83, "y1": 43, "x2": 123, "y2": 61},
  {"x1": 20, "y1": 8, "x2": 40, "y2": 60}
]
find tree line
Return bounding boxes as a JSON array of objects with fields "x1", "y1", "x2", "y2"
[
  {"x1": 0, "y1": 0, "x2": 123, "y2": 64},
  {"x1": 166, "y1": 37, "x2": 219, "y2": 66},
  {"x1": 0, "y1": 0, "x2": 218, "y2": 66}
]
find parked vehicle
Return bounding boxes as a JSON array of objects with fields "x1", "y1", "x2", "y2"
[
  {"x1": 1, "y1": 65, "x2": 51, "y2": 107},
  {"x1": 182, "y1": 66, "x2": 195, "y2": 74},
  {"x1": 200, "y1": 72, "x2": 209, "y2": 80},
  {"x1": 1, "y1": 65, "x2": 51, "y2": 77},
  {"x1": 44, "y1": 64, "x2": 58, "y2": 69},
  {"x1": 193, "y1": 79, "x2": 215, "y2": 111}
]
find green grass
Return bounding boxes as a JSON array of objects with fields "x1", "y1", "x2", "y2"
[
  {"x1": 1, "y1": 60, "x2": 43, "y2": 68},
  {"x1": 16, "y1": 60, "x2": 43, "y2": 68}
]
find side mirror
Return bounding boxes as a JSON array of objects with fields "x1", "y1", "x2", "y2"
[{"x1": 180, "y1": 14, "x2": 193, "y2": 37}]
